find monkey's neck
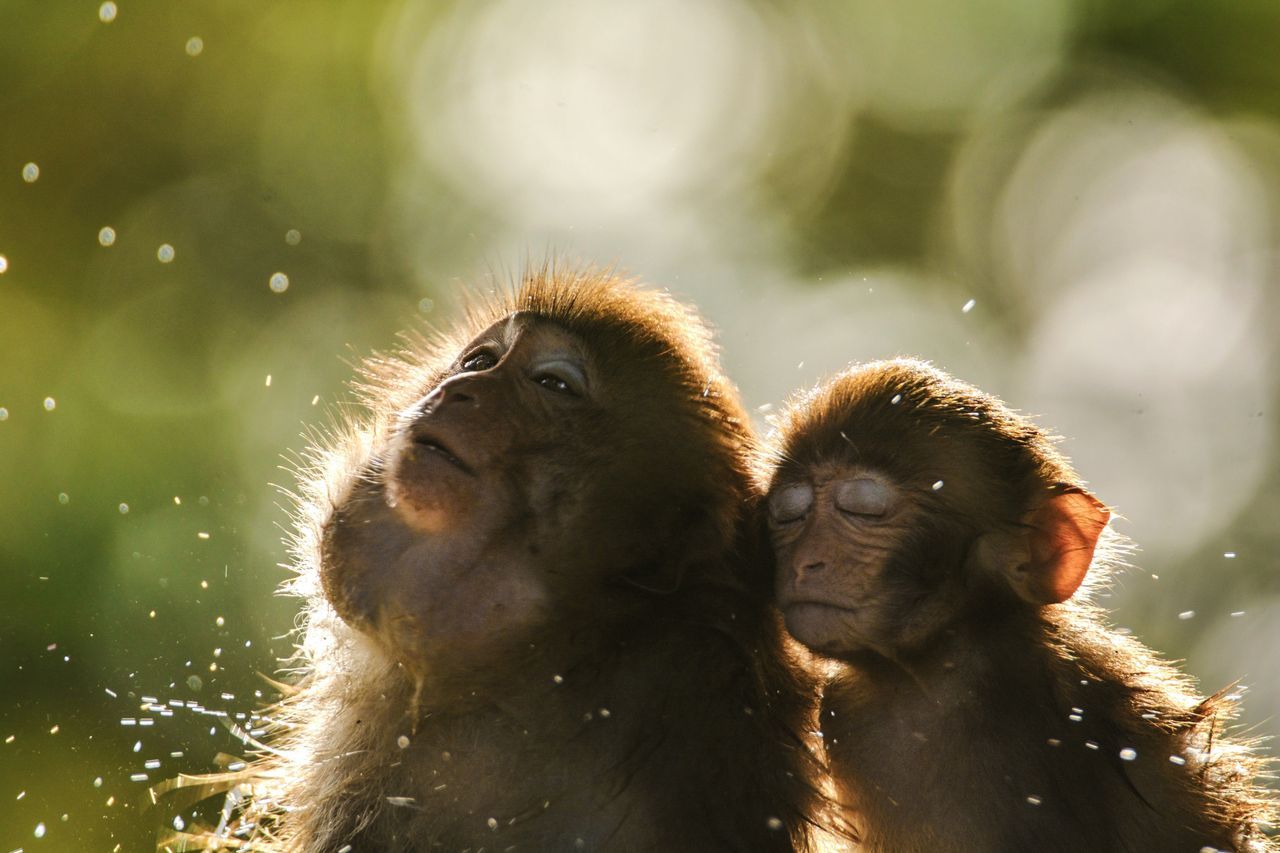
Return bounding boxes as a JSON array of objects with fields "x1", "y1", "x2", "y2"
[{"x1": 824, "y1": 610, "x2": 1236, "y2": 853}]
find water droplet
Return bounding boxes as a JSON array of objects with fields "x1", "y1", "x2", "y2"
[
  {"x1": 0, "y1": 407, "x2": 8, "y2": 420},
  {"x1": 891, "y1": 394, "x2": 902, "y2": 404},
  {"x1": 418, "y1": 297, "x2": 435, "y2": 314},
  {"x1": 186, "y1": 675, "x2": 203, "y2": 691},
  {"x1": 931, "y1": 480, "x2": 944, "y2": 491},
  {"x1": 1223, "y1": 551, "x2": 1237, "y2": 559},
  {"x1": 1178, "y1": 610, "x2": 1196, "y2": 621},
  {"x1": 132, "y1": 740, "x2": 141, "y2": 753},
  {"x1": 1119, "y1": 748, "x2": 1137, "y2": 761},
  {"x1": 185, "y1": 36, "x2": 203, "y2": 56},
  {"x1": 284, "y1": 228, "x2": 302, "y2": 245},
  {"x1": 0, "y1": 255, "x2": 8, "y2": 273},
  {"x1": 58, "y1": 493, "x2": 69, "y2": 505},
  {"x1": 397, "y1": 735, "x2": 410, "y2": 749},
  {"x1": 118, "y1": 503, "x2": 129, "y2": 514},
  {"x1": 1085, "y1": 740, "x2": 1099, "y2": 750},
  {"x1": 22, "y1": 162, "x2": 39, "y2": 183},
  {"x1": 215, "y1": 616, "x2": 224, "y2": 627},
  {"x1": 98, "y1": 226, "x2": 116, "y2": 246},
  {"x1": 93, "y1": 777, "x2": 103, "y2": 788},
  {"x1": 43, "y1": 397, "x2": 56, "y2": 411},
  {"x1": 98, "y1": 1, "x2": 117, "y2": 22},
  {"x1": 269, "y1": 272, "x2": 289, "y2": 293},
  {"x1": 1170, "y1": 754, "x2": 1187, "y2": 765},
  {"x1": 766, "y1": 816, "x2": 783, "y2": 830},
  {"x1": 197, "y1": 531, "x2": 210, "y2": 540},
  {"x1": 487, "y1": 817, "x2": 498, "y2": 830},
  {"x1": 35, "y1": 821, "x2": 46, "y2": 838},
  {"x1": 961, "y1": 298, "x2": 976, "y2": 313},
  {"x1": 552, "y1": 674, "x2": 564, "y2": 684},
  {"x1": 1230, "y1": 611, "x2": 1246, "y2": 617},
  {"x1": 1026, "y1": 795, "x2": 1042, "y2": 806},
  {"x1": 173, "y1": 814, "x2": 186, "y2": 830},
  {"x1": 157, "y1": 244, "x2": 175, "y2": 263}
]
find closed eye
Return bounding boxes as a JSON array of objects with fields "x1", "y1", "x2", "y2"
[
  {"x1": 833, "y1": 477, "x2": 892, "y2": 518},
  {"x1": 768, "y1": 482, "x2": 814, "y2": 524}
]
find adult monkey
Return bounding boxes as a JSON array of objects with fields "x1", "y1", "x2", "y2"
[
  {"x1": 759, "y1": 359, "x2": 1276, "y2": 853},
  {"x1": 229, "y1": 266, "x2": 822, "y2": 851}
]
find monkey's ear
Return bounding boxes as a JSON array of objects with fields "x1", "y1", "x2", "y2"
[{"x1": 1014, "y1": 489, "x2": 1110, "y2": 605}]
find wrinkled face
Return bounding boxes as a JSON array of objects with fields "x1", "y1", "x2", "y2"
[
  {"x1": 321, "y1": 313, "x2": 610, "y2": 668},
  {"x1": 768, "y1": 462, "x2": 919, "y2": 657}
]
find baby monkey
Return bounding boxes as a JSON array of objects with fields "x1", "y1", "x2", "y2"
[{"x1": 761, "y1": 359, "x2": 1275, "y2": 853}]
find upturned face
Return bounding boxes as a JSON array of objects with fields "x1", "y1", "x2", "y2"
[{"x1": 320, "y1": 313, "x2": 607, "y2": 668}]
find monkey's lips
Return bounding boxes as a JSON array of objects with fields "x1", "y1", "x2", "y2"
[
  {"x1": 779, "y1": 600, "x2": 862, "y2": 653},
  {"x1": 409, "y1": 432, "x2": 474, "y2": 475}
]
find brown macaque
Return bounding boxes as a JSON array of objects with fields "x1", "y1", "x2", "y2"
[
  {"x1": 231, "y1": 267, "x2": 822, "y2": 851},
  {"x1": 759, "y1": 359, "x2": 1276, "y2": 853}
]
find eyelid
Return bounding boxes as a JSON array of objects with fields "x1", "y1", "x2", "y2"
[
  {"x1": 768, "y1": 482, "x2": 814, "y2": 524},
  {"x1": 532, "y1": 358, "x2": 588, "y2": 395},
  {"x1": 832, "y1": 477, "x2": 892, "y2": 517}
]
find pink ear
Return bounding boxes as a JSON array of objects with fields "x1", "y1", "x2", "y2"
[{"x1": 1025, "y1": 490, "x2": 1110, "y2": 604}]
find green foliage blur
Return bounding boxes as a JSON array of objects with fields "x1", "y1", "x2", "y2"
[{"x1": 4, "y1": 0, "x2": 1280, "y2": 848}]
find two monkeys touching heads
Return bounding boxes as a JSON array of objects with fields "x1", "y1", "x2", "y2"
[{"x1": 214, "y1": 266, "x2": 1274, "y2": 852}]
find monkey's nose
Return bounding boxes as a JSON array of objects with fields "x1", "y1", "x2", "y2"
[
  {"x1": 422, "y1": 378, "x2": 477, "y2": 410},
  {"x1": 796, "y1": 560, "x2": 826, "y2": 582}
]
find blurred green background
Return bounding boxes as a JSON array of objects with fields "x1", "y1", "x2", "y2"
[{"x1": 4, "y1": 0, "x2": 1280, "y2": 848}]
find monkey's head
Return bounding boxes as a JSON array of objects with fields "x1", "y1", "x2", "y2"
[
  {"x1": 316, "y1": 267, "x2": 751, "y2": 676},
  {"x1": 760, "y1": 359, "x2": 1109, "y2": 661}
]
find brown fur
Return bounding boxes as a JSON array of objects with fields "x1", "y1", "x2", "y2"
[
  {"x1": 182, "y1": 265, "x2": 823, "y2": 851},
  {"x1": 759, "y1": 358, "x2": 1276, "y2": 853}
]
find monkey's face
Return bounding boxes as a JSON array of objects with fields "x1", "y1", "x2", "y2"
[
  {"x1": 768, "y1": 461, "x2": 973, "y2": 660},
  {"x1": 322, "y1": 313, "x2": 618, "y2": 668},
  {"x1": 769, "y1": 464, "x2": 913, "y2": 657}
]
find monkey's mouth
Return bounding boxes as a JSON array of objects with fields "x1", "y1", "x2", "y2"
[{"x1": 411, "y1": 433, "x2": 474, "y2": 475}]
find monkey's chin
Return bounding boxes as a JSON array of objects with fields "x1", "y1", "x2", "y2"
[{"x1": 781, "y1": 602, "x2": 863, "y2": 656}]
